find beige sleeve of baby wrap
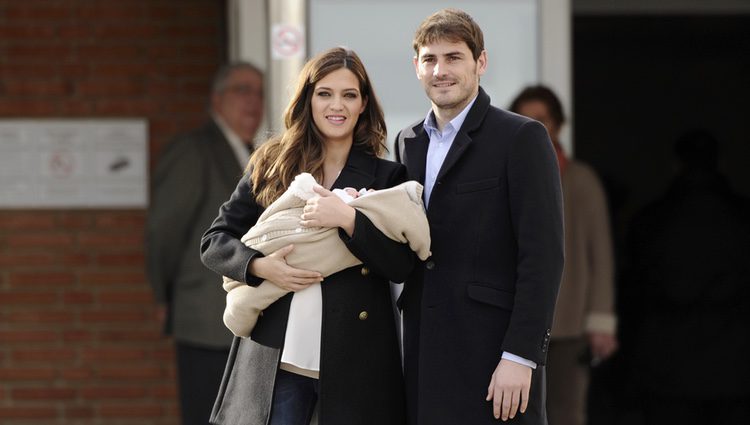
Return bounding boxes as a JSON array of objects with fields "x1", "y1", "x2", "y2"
[{"x1": 348, "y1": 180, "x2": 432, "y2": 261}]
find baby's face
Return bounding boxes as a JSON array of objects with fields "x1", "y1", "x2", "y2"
[{"x1": 343, "y1": 187, "x2": 360, "y2": 199}]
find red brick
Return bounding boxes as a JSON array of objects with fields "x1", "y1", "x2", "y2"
[
  {"x1": 12, "y1": 349, "x2": 76, "y2": 363},
  {"x1": 0, "y1": 63, "x2": 60, "y2": 78},
  {"x1": 58, "y1": 99, "x2": 94, "y2": 115},
  {"x1": 59, "y1": 63, "x2": 91, "y2": 78},
  {"x1": 0, "y1": 407, "x2": 57, "y2": 419},
  {"x1": 76, "y1": 4, "x2": 148, "y2": 21},
  {"x1": 98, "y1": 290, "x2": 152, "y2": 304},
  {"x1": 145, "y1": 44, "x2": 184, "y2": 61},
  {"x1": 160, "y1": 62, "x2": 217, "y2": 78},
  {"x1": 98, "y1": 366, "x2": 162, "y2": 380},
  {"x1": 182, "y1": 44, "x2": 220, "y2": 60},
  {"x1": 8, "y1": 310, "x2": 75, "y2": 324},
  {"x1": 79, "y1": 271, "x2": 146, "y2": 286},
  {"x1": 91, "y1": 62, "x2": 153, "y2": 78},
  {"x1": 91, "y1": 24, "x2": 160, "y2": 40},
  {"x1": 0, "y1": 331, "x2": 58, "y2": 343},
  {"x1": 164, "y1": 99, "x2": 205, "y2": 114},
  {"x1": 96, "y1": 252, "x2": 145, "y2": 267},
  {"x1": 82, "y1": 348, "x2": 146, "y2": 362},
  {"x1": 62, "y1": 291, "x2": 95, "y2": 304},
  {"x1": 151, "y1": 384, "x2": 178, "y2": 399},
  {"x1": 100, "y1": 403, "x2": 163, "y2": 418},
  {"x1": 80, "y1": 386, "x2": 147, "y2": 400},
  {"x1": 146, "y1": 79, "x2": 181, "y2": 96},
  {"x1": 98, "y1": 330, "x2": 162, "y2": 343},
  {"x1": 57, "y1": 24, "x2": 91, "y2": 38},
  {"x1": 0, "y1": 291, "x2": 58, "y2": 305},
  {"x1": 5, "y1": 233, "x2": 75, "y2": 249},
  {"x1": 0, "y1": 368, "x2": 56, "y2": 381},
  {"x1": 0, "y1": 25, "x2": 57, "y2": 38},
  {"x1": 94, "y1": 98, "x2": 160, "y2": 115},
  {"x1": 0, "y1": 213, "x2": 56, "y2": 229},
  {"x1": 80, "y1": 310, "x2": 146, "y2": 323},
  {"x1": 8, "y1": 272, "x2": 75, "y2": 287},
  {"x1": 65, "y1": 406, "x2": 94, "y2": 419},
  {"x1": 12, "y1": 387, "x2": 77, "y2": 400},
  {"x1": 5, "y1": 3, "x2": 71, "y2": 19},
  {"x1": 152, "y1": 347, "x2": 175, "y2": 361},
  {"x1": 57, "y1": 213, "x2": 94, "y2": 228},
  {"x1": 163, "y1": 24, "x2": 217, "y2": 38},
  {"x1": 6, "y1": 44, "x2": 74, "y2": 60},
  {"x1": 77, "y1": 45, "x2": 142, "y2": 61},
  {"x1": 76, "y1": 79, "x2": 146, "y2": 97},
  {"x1": 181, "y1": 80, "x2": 213, "y2": 97},
  {"x1": 3, "y1": 79, "x2": 70, "y2": 97},
  {"x1": 60, "y1": 367, "x2": 93, "y2": 380},
  {"x1": 95, "y1": 213, "x2": 146, "y2": 228},
  {"x1": 78, "y1": 232, "x2": 143, "y2": 248},
  {"x1": 59, "y1": 253, "x2": 93, "y2": 267},
  {"x1": 62, "y1": 329, "x2": 94, "y2": 342},
  {"x1": 0, "y1": 99, "x2": 59, "y2": 116},
  {"x1": 0, "y1": 253, "x2": 55, "y2": 267}
]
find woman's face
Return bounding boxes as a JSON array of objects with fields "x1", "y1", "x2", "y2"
[{"x1": 311, "y1": 68, "x2": 367, "y2": 146}]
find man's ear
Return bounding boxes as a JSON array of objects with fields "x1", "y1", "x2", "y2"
[
  {"x1": 413, "y1": 55, "x2": 421, "y2": 80},
  {"x1": 476, "y1": 50, "x2": 488, "y2": 76}
]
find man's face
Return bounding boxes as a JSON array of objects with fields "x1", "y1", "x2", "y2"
[
  {"x1": 212, "y1": 68, "x2": 263, "y2": 144},
  {"x1": 414, "y1": 39, "x2": 486, "y2": 115},
  {"x1": 516, "y1": 100, "x2": 561, "y2": 143}
]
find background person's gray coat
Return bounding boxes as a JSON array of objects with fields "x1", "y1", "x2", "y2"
[{"x1": 147, "y1": 120, "x2": 241, "y2": 348}]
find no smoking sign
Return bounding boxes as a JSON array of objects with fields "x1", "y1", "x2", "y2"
[{"x1": 271, "y1": 24, "x2": 306, "y2": 60}]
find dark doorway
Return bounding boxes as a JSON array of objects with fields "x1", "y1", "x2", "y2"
[{"x1": 574, "y1": 14, "x2": 750, "y2": 425}]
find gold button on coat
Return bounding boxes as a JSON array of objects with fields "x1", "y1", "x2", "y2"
[
  {"x1": 360, "y1": 266, "x2": 369, "y2": 276},
  {"x1": 358, "y1": 311, "x2": 368, "y2": 320}
]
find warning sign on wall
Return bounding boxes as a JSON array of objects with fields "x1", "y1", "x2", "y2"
[
  {"x1": 271, "y1": 24, "x2": 306, "y2": 60},
  {"x1": 0, "y1": 119, "x2": 147, "y2": 209}
]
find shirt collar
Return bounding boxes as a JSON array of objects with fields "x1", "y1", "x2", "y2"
[
  {"x1": 212, "y1": 114, "x2": 251, "y2": 167},
  {"x1": 423, "y1": 94, "x2": 479, "y2": 137}
]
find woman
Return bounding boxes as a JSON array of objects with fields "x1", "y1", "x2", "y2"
[{"x1": 200, "y1": 47, "x2": 413, "y2": 425}]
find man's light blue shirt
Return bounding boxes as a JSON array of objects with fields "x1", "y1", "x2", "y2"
[
  {"x1": 422, "y1": 95, "x2": 537, "y2": 370},
  {"x1": 422, "y1": 95, "x2": 477, "y2": 207}
]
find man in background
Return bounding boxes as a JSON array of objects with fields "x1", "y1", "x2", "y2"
[
  {"x1": 510, "y1": 85, "x2": 618, "y2": 425},
  {"x1": 147, "y1": 62, "x2": 264, "y2": 425}
]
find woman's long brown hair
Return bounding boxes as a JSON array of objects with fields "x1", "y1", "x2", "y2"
[{"x1": 248, "y1": 47, "x2": 387, "y2": 207}]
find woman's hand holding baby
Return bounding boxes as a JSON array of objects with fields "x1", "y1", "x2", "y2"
[{"x1": 300, "y1": 185, "x2": 357, "y2": 236}]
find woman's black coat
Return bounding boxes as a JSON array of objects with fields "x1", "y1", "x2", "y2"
[{"x1": 200, "y1": 145, "x2": 413, "y2": 425}]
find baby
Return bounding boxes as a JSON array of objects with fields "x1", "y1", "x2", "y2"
[{"x1": 222, "y1": 172, "x2": 431, "y2": 337}]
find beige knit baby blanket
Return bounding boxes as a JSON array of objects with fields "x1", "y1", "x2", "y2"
[{"x1": 222, "y1": 172, "x2": 431, "y2": 337}]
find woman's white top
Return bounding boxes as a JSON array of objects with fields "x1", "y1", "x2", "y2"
[{"x1": 280, "y1": 282, "x2": 322, "y2": 373}]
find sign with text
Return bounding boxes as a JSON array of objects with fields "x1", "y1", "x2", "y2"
[{"x1": 0, "y1": 119, "x2": 148, "y2": 209}]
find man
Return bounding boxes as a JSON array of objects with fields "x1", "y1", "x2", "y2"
[
  {"x1": 146, "y1": 62, "x2": 263, "y2": 425},
  {"x1": 395, "y1": 9, "x2": 564, "y2": 425},
  {"x1": 510, "y1": 85, "x2": 618, "y2": 425}
]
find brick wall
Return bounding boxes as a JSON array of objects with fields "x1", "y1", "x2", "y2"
[{"x1": 0, "y1": 1, "x2": 227, "y2": 423}]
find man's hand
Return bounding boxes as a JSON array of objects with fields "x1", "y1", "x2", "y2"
[
  {"x1": 486, "y1": 358, "x2": 532, "y2": 421},
  {"x1": 248, "y1": 244, "x2": 323, "y2": 291},
  {"x1": 300, "y1": 185, "x2": 356, "y2": 236},
  {"x1": 587, "y1": 331, "x2": 618, "y2": 362}
]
